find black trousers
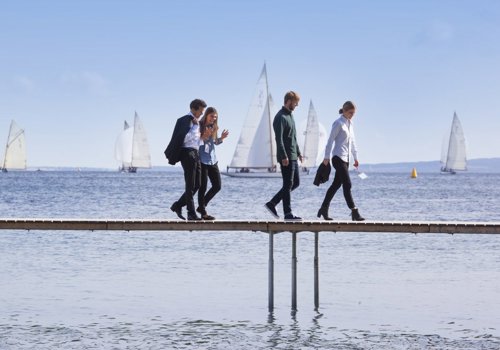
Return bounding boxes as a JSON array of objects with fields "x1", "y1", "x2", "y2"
[
  {"x1": 197, "y1": 162, "x2": 221, "y2": 214},
  {"x1": 270, "y1": 160, "x2": 300, "y2": 215},
  {"x1": 177, "y1": 148, "x2": 201, "y2": 215},
  {"x1": 321, "y1": 156, "x2": 355, "y2": 209}
]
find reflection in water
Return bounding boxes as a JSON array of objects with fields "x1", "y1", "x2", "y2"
[
  {"x1": 305, "y1": 312, "x2": 324, "y2": 347},
  {"x1": 1, "y1": 316, "x2": 500, "y2": 349}
]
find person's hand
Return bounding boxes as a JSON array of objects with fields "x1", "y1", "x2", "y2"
[
  {"x1": 354, "y1": 159, "x2": 359, "y2": 168},
  {"x1": 298, "y1": 155, "x2": 303, "y2": 163},
  {"x1": 282, "y1": 158, "x2": 289, "y2": 166},
  {"x1": 322, "y1": 158, "x2": 329, "y2": 166},
  {"x1": 221, "y1": 129, "x2": 229, "y2": 140}
]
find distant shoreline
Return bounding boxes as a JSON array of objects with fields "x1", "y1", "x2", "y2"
[{"x1": 22, "y1": 157, "x2": 500, "y2": 173}]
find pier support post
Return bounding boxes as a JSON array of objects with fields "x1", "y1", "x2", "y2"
[
  {"x1": 268, "y1": 232, "x2": 274, "y2": 312},
  {"x1": 291, "y1": 232, "x2": 297, "y2": 312},
  {"x1": 314, "y1": 232, "x2": 319, "y2": 310}
]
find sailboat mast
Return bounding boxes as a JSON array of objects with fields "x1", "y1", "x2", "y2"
[{"x1": 264, "y1": 63, "x2": 274, "y2": 169}]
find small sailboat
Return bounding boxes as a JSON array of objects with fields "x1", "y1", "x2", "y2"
[
  {"x1": 441, "y1": 112, "x2": 467, "y2": 174},
  {"x1": 297, "y1": 100, "x2": 327, "y2": 174},
  {"x1": 225, "y1": 63, "x2": 280, "y2": 178},
  {"x1": 114, "y1": 112, "x2": 151, "y2": 173},
  {"x1": 1, "y1": 120, "x2": 27, "y2": 172}
]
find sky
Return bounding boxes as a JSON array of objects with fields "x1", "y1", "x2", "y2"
[{"x1": 1, "y1": 0, "x2": 499, "y2": 168}]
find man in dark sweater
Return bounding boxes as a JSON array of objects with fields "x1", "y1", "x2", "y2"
[{"x1": 265, "y1": 91, "x2": 303, "y2": 220}]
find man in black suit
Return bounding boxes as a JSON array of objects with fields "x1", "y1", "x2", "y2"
[{"x1": 165, "y1": 99, "x2": 207, "y2": 220}]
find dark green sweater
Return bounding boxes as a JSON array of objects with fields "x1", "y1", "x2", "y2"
[{"x1": 273, "y1": 107, "x2": 301, "y2": 162}]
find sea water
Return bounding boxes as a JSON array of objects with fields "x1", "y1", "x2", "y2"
[{"x1": 0, "y1": 170, "x2": 499, "y2": 349}]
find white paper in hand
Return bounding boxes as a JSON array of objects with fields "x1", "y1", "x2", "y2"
[{"x1": 355, "y1": 168, "x2": 368, "y2": 179}]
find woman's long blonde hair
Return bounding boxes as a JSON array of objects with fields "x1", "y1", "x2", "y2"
[{"x1": 200, "y1": 107, "x2": 219, "y2": 139}]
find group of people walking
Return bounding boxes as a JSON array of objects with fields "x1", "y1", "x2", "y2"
[{"x1": 165, "y1": 93, "x2": 365, "y2": 221}]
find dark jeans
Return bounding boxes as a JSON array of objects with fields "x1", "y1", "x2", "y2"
[
  {"x1": 176, "y1": 148, "x2": 201, "y2": 215},
  {"x1": 198, "y1": 162, "x2": 221, "y2": 214},
  {"x1": 270, "y1": 160, "x2": 300, "y2": 215},
  {"x1": 321, "y1": 156, "x2": 355, "y2": 209}
]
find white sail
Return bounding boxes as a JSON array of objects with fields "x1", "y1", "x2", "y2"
[
  {"x1": 301, "y1": 101, "x2": 320, "y2": 168},
  {"x1": 297, "y1": 110, "x2": 327, "y2": 167},
  {"x1": 229, "y1": 64, "x2": 276, "y2": 170},
  {"x1": 2, "y1": 120, "x2": 26, "y2": 170},
  {"x1": 131, "y1": 112, "x2": 152, "y2": 168},
  {"x1": 443, "y1": 112, "x2": 467, "y2": 172},
  {"x1": 114, "y1": 113, "x2": 151, "y2": 170},
  {"x1": 269, "y1": 93, "x2": 277, "y2": 164},
  {"x1": 114, "y1": 123, "x2": 133, "y2": 167},
  {"x1": 440, "y1": 134, "x2": 449, "y2": 167}
]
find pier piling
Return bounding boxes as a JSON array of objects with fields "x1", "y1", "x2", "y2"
[
  {"x1": 291, "y1": 232, "x2": 298, "y2": 313},
  {"x1": 268, "y1": 232, "x2": 274, "y2": 312},
  {"x1": 314, "y1": 232, "x2": 319, "y2": 310}
]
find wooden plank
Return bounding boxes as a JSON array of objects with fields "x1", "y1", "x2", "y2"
[{"x1": 0, "y1": 219, "x2": 499, "y2": 234}]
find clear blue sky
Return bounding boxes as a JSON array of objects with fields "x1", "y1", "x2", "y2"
[{"x1": 1, "y1": 0, "x2": 499, "y2": 168}]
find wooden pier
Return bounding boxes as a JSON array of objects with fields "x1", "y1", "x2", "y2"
[
  {"x1": 2, "y1": 218, "x2": 500, "y2": 313},
  {"x1": 1, "y1": 218, "x2": 499, "y2": 234}
]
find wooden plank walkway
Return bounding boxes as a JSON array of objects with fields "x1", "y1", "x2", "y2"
[{"x1": 1, "y1": 218, "x2": 500, "y2": 234}]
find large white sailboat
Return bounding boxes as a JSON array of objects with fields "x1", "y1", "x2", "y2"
[
  {"x1": 297, "y1": 100, "x2": 327, "y2": 173},
  {"x1": 441, "y1": 112, "x2": 467, "y2": 174},
  {"x1": 2, "y1": 120, "x2": 27, "y2": 172},
  {"x1": 225, "y1": 63, "x2": 280, "y2": 178},
  {"x1": 114, "y1": 112, "x2": 151, "y2": 173}
]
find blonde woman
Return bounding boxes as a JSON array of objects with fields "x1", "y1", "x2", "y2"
[
  {"x1": 318, "y1": 101, "x2": 365, "y2": 221},
  {"x1": 197, "y1": 107, "x2": 229, "y2": 220}
]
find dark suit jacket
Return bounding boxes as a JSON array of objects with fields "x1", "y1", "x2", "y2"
[
  {"x1": 313, "y1": 162, "x2": 331, "y2": 186},
  {"x1": 164, "y1": 115, "x2": 193, "y2": 165}
]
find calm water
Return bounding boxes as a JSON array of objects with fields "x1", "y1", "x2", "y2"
[{"x1": 1, "y1": 170, "x2": 500, "y2": 349}]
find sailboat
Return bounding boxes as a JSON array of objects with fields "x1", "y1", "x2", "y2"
[
  {"x1": 225, "y1": 63, "x2": 279, "y2": 178},
  {"x1": 297, "y1": 100, "x2": 327, "y2": 174},
  {"x1": 114, "y1": 112, "x2": 152, "y2": 173},
  {"x1": 441, "y1": 112, "x2": 467, "y2": 174},
  {"x1": 2, "y1": 120, "x2": 27, "y2": 172}
]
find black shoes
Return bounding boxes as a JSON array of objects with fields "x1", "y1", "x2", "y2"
[
  {"x1": 265, "y1": 202, "x2": 300, "y2": 221},
  {"x1": 264, "y1": 202, "x2": 279, "y2": 219},
  {"x1": 187, "y1": 214, "x2": 202, "y2": 221},
  {"x1": 351, "y1": 208, "x2": 365, "y2": 221},
  {"x1": 171, "y1": 203, "x2": 205, "y2": 220},
  {"x1": 317, "y1": 207, "x2": 332, "y2": 221},
  {"x1": 197, "y1": 207, "x2": 215, "y2": 220},
  {"x1": 170, "y1": 202, "x2": 185, "y2": 220},
  {"x1": 284, "y1": 213, "x2": 302, "y2": 221}
]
